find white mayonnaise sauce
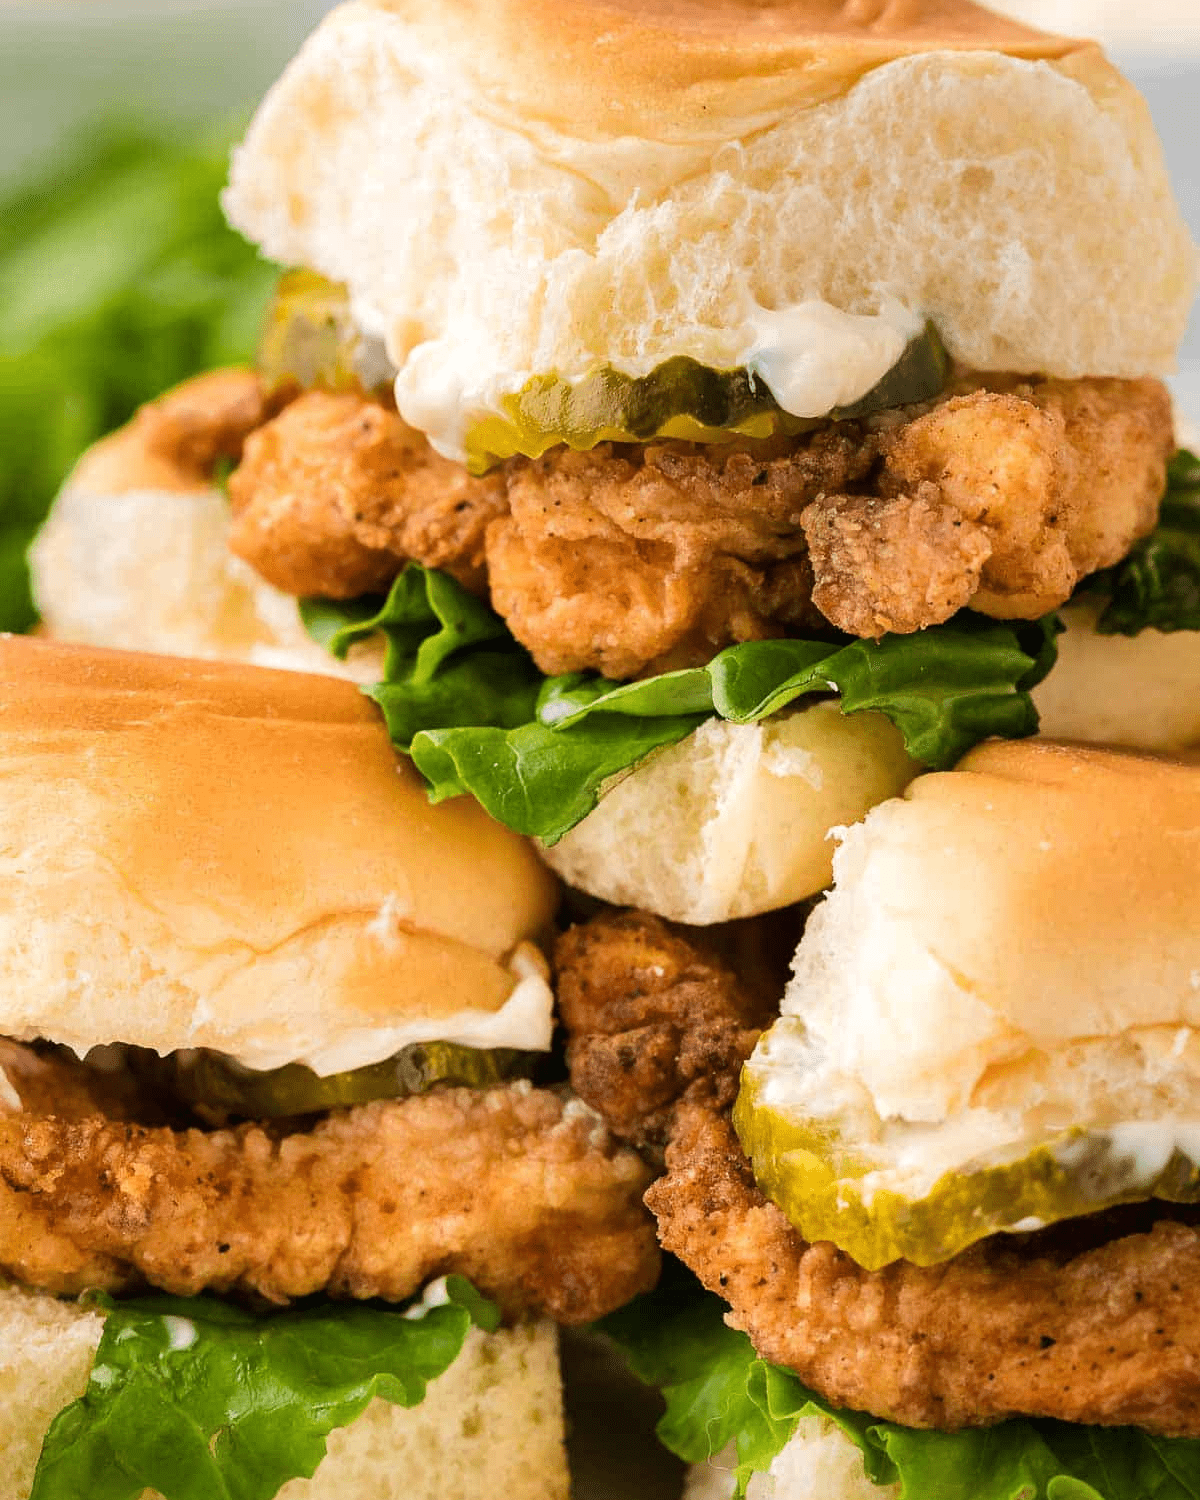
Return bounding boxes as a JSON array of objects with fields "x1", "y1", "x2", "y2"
[{"x1": 389, "y1": 297, "x2": 922, "y2": 465}]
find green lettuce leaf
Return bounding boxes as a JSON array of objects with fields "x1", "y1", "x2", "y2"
[
  {"x1": 600, "y1": 1279, "x2": 1200, "y2": 1500},
  {"x1": 0, "y1": 121, "x2": 276, "y2": 633},
  {"x1": 301, "y1": 564, "x2": 543, "y2": 745},
  {"x1": 303, "y1": 564, "x2": 1059, "y2": 843},
  {"x1": 1089, "y1": 451, "x2": 1200, "y2": 636},
  {"x1": 31, "y1": 1277, "x2": 499, "y2": 1500}
]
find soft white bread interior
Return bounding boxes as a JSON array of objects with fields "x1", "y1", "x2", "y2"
[
  {"x1": 1033, "y1": 600, "x2": 1200, "y2": 752},
  {"x1": 0, "y1": 1285, "x2": 567, "y2": 1500},
  {"x1": 31, "y1": 482, "x2": 382, "y2": 681},
  {"x1": 223, "y1": 0, "x2": 1195, "y2": 460},
  {"x1": 0, "y1": 639, "x2": 558, "y2": 1073},
  {"x1": 31, "y1": 403, "x2": 383, "y2": 682},
  {"x1": 770, "y1": 741, "x2": 1200, "y2": 1189},
  {"x1": 541, "y1": 707, "x2": 917, "y2": 925},
  {"x1": 0, "y1": 1287, "x2": 104, "y2": 1500},
  {"x1": 686, "y1": 1422, "x2": 896, "y2": 1500}
]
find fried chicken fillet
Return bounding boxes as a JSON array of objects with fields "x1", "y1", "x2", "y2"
[
  {"x1": 226, "y1": 375, "x2": 1174, "y2": 678},
  {"x1": 18, "y1": 0, "x2": 1200, "y2": 1495},
  {"x1": 558, "y1": 904, "x2": 1200, "y2": 1436},
  {"x1": 0, "y1": 639, "x2": 658, "y2": 1327},
  {"x1": 207, "y1": 0, "x2": 1192, "y2": 693},
  {"x1": 0, "y1": 1042, "x2": 654, "y2": 1324}
]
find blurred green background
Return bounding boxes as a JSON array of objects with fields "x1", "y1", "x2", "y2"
[
  {"x1": 0, "y1": 123, "x2": 276, "y2": 630},
  {"x1": 0, "y1": 0, "x2": 330, "y2": 632},
  {"x1": 1, "y1": 0, "x2": 1197, "y2": 637}
]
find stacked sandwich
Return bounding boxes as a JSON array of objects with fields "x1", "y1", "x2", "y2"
[
  {"x1": 19, "y1": 0, "x2": 1200, "y2": 1496},
  {"x1": 0, "y1": 637, "x2": 661, "y2": 1500}
]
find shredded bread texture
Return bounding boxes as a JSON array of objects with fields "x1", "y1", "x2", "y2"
[{"x1": 0, "y1": 1284, "x2": 568, "y2": 1500}]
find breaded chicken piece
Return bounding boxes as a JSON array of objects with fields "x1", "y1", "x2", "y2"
[
  {"x1": 74, "y1": 367, "x2": 286, "y2": 496},
  {"x1": 800, "y1": 487, "x2": 993, "y2": 637},
  {"x1": 555, "y1": 911, "x2": 779, "y2": 1151},
  {"x1": 650, "y1": 1105, "x2": 1200, "y2": 1437},
  {"x1": 490, "y1": 437, "x2": 849, "y2": 679},
  {"x1": 224, "y1": 376, "x2": 1173, "y2": 676},
  {"x1": 227, "y1": 390, "x2": 508, "y2": 598},
  {"x1": 807, "y1": 376, "x2": 1173, "y2": 636},
  {"x1": 559, "y1": 909, "x2": 1200, "y2": 1435},
  {"x1": 0, "y1": 1072, "x2": 658, "y2": 1325}
]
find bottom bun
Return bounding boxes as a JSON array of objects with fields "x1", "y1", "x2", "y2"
[
  {"x1": 1, "y1": 1285, "x2": 567, "y2": 1500},
  {"x1": 686, "y1": 1421, "x2": 896, "y2": 1500},
  {"x1": 542, "y1": 707, "x2": 916, "y2": 926},
  {"x1": 30, "y1": 481, "x2": 383, "y2": 682},
  {"x1": 1033, "y1": 601, "x2": 1200, "y2": 752}
]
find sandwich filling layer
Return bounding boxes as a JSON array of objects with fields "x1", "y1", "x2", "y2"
[
  {"x1": 736, "y1": 742, "x2": 1200, "y2": 1265},
  {"x1": 222, "y1": 8, "x2": 1193, "y2": 463}
]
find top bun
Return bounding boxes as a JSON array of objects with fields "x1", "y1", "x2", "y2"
[
  {"x1": 224, "y1": 0, "x2": 1195, "y2": 461},
  {"x1": 360, "y1": 0, "x2": 1081, "y2": 140},
  {"x1": 785, "y1": 739, "x2": 1200, "y2": 1134},
  {"x1": 0, "y1": 639, "x2": 558, "y2": 1074}
]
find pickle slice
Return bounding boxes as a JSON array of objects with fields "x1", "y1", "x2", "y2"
[
  {"x1": 166, "y1": 1041, "x2": 535, "y2": 1121},
  {"x1": 735, "y1": 1018, "x2": 1200, "y2": 1271},
  {"x1": 257, "y1": 269, "x2": 395, "y2": 397},
  {"x1": 256, "y1": 270, "x2": 948, "y2": 472},
  {"x1": 464, "y1": 325, "x2": 949, "y2": 473}
]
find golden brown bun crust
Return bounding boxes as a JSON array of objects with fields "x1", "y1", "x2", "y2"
[
  {"x1": 778, "y1": 738, "x2": 1200, "y2": 1134},
  {"x1": 0, "y1": 638, "x2": 558, "y2": 1071},
  {"x1": 226, "y1": 5, "x2": 1191, "y2": 423},
  {"x1": 369, "y1": 0, "x2": 1083, "y2": 137}
]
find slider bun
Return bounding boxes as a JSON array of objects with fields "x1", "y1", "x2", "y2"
[
  {"x1": 32, "y1": 408, "x2": 383, "y2": 683},
  {"x1": 0, "y1": 639, "x2": 558, "y2": 1074},
  {"x1": 787, "y1": 740, "x2": 1200, "y2": 1130},
  {"x1": 0, "y1": 1284, "x2": 567, "y2": 1500},
  {"x1": 541, "y1": 707, "x2": 917, "y2": 926},
  {"x1": 363, "y1": 0, "x2": 1080, "y2": 140},
  {"x1": 686, "y1": 1418, "x2": 897, "y2": 1500},
  {"x1": 1033, "y1": 600, "x2": 1200, "y2": 752},
  {"x1": 225, "y1": 0, "x2": 1193, "y2": 453},
  {"x1": 1032, "y1": 409, "x2": 1200, "y2": 753}
]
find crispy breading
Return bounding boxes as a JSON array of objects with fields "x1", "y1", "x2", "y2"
[
  {"x1": 224, "y1": 375, "x2": 1173, "y2": 677},
  {"x1": 649, "y1": 1105, "x2": 1200, "y2": 1436},
  {"x1": 0, "y1": 1072, "x2": 659, "y2": 1324},
  {"x1": 74, "y1": 367, "x2": 287, "y2": 496},
  {"x1": 800, "y1": 488, "x2": 992, "y2": 637},
  {"x1": 555, "y1": 911, "x2": 783, "y2": 1151},
  {"x1": 0, "y1": 1041, "x2": 147, "y2": 1123},
  {"x1": 808, "y1": 376, "x2": 1173, "y2": 636},
  {"x1": 227, "y1": 390, "x2": 508, "y2": 598},
  {"x1": 489, "y1": 438, "x2": 843, "y2": 679},
  {"x1": 559, "y1": 910, "x2": 1200, "y2": 1434}
]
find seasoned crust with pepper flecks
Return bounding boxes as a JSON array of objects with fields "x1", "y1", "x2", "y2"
[
  {"x1": 0, "y1": 1055, "x2": 658, "y2": 1326},
  {"x1": 223, "y1": 375, "x2": 1173, "y2": 678},
  {"x1": 649, "y1": 1101, "x2": 1200, "y2": 1436}
]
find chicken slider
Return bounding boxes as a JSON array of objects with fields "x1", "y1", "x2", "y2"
[
  {"x1": 32, "y1": 0, "x2": 1197, "y2": 933},
  {"x1": 558, "y1": 742, "x2": 1200, "y2": 1496},
  {"x1": 0, "y1": 637, "x2": 656, "y2": 1500}
]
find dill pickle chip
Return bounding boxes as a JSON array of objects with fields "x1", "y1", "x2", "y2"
[
  {"x1": 257, "y1": 272, "x2": 949, "y2": 473},
  {"x1": 833, "y1": 321, "x2": 950, "y2": 420},
  {"x1": 464, "y1": 324, "x2": 949, "y2": 473},
  {"x1": 257, "y1": 269, "x2": 395, "y2": 397},
  {"x1": 168, "y1": 1041, "x2": 535, "y2": 1121},
  {"x1": 735, "y1": 1018, "x2": 1200, "y2": 1271}
]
